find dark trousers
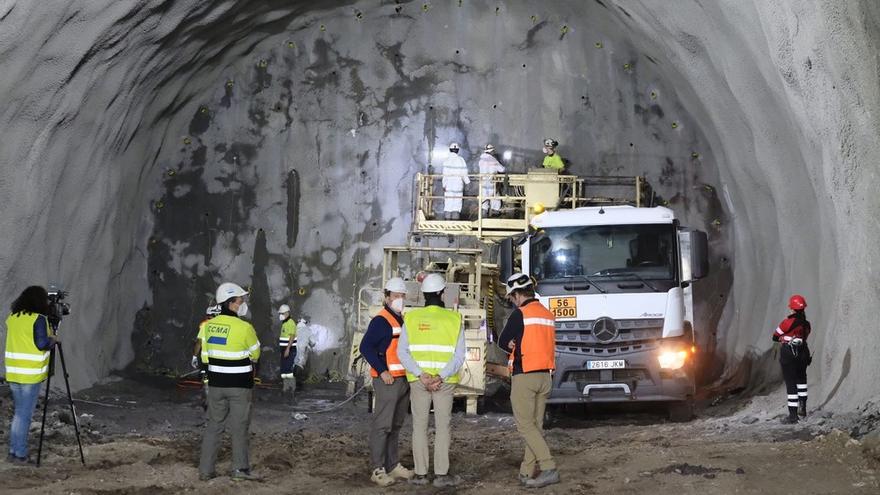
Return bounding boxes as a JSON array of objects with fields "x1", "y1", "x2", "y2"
[
  {"x1": 368, "y1": 377, "x2": 410, "y2": 471},
  {"x1": 780, "y1": 344, "x2": 809, "y2": 416},
  {"x1": 280, "y1": 347, "x2": 298, "y2": 374}
]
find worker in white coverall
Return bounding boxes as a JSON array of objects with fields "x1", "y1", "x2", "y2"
[
  {"x1": 293, "y1": 318, "x2": 316, "y2": 382},
  {"x1": 478, "y1": 144, "x2": 505, "y2": 217},
  {"x1": 441, "y1": 142, "x2": 470, "y2": 220}
]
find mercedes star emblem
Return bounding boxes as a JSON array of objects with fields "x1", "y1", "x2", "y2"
[{"x1": 592, "y1": 317, "x2": 619, "y2": 343}]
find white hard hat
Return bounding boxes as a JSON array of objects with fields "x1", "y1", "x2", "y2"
[
  {"x1": 205, "y1": 304, "x2": 222, "y2": 316},
  {"x1": 449, "y1": 142, "x2": 460, "y2": 151},
  {"x1": 421, "y1": 273, "x2": 446, "y2": 293},
  {"x1": 384, "y1": 277, "x2": 407, "y2": 294},
  {"x1": 543, "y1": 138, "x2": 558, "y2": 148},
  {"x1": 215, "y1": 282, "x2": 248, "y2": 304},
  {"x1": 278, "y1": 304, "x2": 291, "y2": 314},
  {"x1": 484, "y1": 144, "x2": 496, "y2": 153},
  {"x1": 505, "y1": 272, "x2": 534, "y2": 295}
]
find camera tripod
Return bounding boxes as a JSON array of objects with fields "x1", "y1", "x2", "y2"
[{"x1": 36, "y1": 342, "x2": 85, "y2": 466}]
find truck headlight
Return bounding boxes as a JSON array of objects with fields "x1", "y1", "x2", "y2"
[{"x1": 658, "y1": 349, "x2": 688, "y2": 370}]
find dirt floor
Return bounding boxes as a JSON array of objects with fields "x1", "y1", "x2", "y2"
[{"x1": 1, "y1": 376, "x2": 878, "y2": 494}]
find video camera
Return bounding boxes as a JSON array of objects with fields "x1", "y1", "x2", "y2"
[{"x1": 47, "y1": 287, "x2": 71, "y2": 325}]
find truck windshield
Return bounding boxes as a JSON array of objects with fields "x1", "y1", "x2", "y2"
[{"x1": 530, "y1": 224, "x2": 676, "y2": 283}]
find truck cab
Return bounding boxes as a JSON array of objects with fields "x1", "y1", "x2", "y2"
[{"x1": 522, "y1": 205, "x2": 708, "y2": 420}]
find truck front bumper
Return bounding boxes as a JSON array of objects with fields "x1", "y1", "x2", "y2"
[{"x1": 547, "y1": 348, "x2": 694, "y2": 404}]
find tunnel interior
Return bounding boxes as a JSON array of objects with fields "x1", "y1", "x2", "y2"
[{"x1": 1, "y1": 0, "x2": 878, "y2": 412}]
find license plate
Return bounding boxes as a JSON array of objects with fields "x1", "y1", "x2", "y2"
[
  {"x1": 587, "y1": 360, "x2": 625, "y2": 370},
  {"x1": 548, "y1": 297, "x2": 577, "y2": 318}
]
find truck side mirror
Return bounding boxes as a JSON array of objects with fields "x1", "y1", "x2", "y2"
[
  {"x1": 499, "y1": 237, "x2": 514, "y2": 282},
  {"x1": 678, "y1": 229, "x2": 709, "y2": 282}
]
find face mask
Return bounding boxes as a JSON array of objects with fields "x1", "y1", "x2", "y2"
[
  {"x1": 278, "y1": 314, "x2": 286, "y2": 322},
  {"x1": 390, "y1": 298, "x2": 405, "y2": 314},
  {"x1": 237, "y1": 302, "x2": 249, "y2": 317}
]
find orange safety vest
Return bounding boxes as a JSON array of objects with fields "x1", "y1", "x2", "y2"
[
  {"x1": 369, "y1": 307, "x2": 407, "y2": 378},
  {"x1": 508, "y1": 300, "x2": 556, "y2": 373}
]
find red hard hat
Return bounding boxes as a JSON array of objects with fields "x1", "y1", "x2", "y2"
[{"x1": 788, "y1": 294, "x2": 807, "y2": 310}]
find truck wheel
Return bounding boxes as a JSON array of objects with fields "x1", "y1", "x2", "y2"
[{"x1": 667, "y1": 400, "x2": 694, "y2": 422}]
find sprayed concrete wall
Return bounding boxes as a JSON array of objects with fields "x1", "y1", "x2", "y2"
[{"x1": 0, "y1": 0, "x2": 876, "y2": 411}]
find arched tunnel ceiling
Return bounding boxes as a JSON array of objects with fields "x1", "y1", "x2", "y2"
[{"x1": 0, "y1": 0, "x2": 878, "y2": 411}]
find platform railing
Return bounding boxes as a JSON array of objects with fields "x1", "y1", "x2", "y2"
[{"x1": 413, "y1": 172, "x2": 652, "y2": 237}]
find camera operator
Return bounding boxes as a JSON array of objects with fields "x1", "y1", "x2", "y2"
[{"x1": 4, "y1": 286, "x2": 57, "y2": 464}]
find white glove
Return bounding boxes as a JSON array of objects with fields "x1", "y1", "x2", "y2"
[{"x1": 190, "y1": 355, "x2": 199, "y2": 369}]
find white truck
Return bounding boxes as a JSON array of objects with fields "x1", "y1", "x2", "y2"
[{"x1": 501, "y1": 204, "x2": 709, "y2": 420}]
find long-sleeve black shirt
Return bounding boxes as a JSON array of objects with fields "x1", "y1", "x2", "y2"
[
  {"x1": 497, "y1": 298, "x2": 540, "y2": 375},
  {"x1": 359, "y1": 305, "x2": 403, "y2": 375}
]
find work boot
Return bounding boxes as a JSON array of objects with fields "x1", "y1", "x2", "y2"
[
  {"x1": 198, "y1": 472, "x2": 216, "y2": 481},
  {"x1": 798, "y1": 401, "x2": 807, "y2": 418},
  {"x1": 525, "y1": 469, "x2": 560, "y2": 488},
  {"x1": 371, "y1": 467, "x2": 396, "y2": 487},
  {"x1": 282, "y1": 377, "x2": 297, "y2": 401},
  {"x1": 780, "y1": 415, "x2": 799, "y2": 425},
  {"x1": 231, "y1": 469, "x2": 261, "y2": 481},
  {"x1": 408, "y1": 474, "x2": 430, "y2": 486},
  {"x1": 8, "y1": 455, "x2": 34, "y2": 465},
  {"x1": 432, "y1": 474, "x2": 462, "y2": 487},
  {"x1": 388, "y1": 463, "x2": 414, "y2": 480}
]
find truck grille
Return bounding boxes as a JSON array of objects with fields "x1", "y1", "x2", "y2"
[
  {"x1": 556, "y1": 341, "x2": 658, "y2": 356},
  {"x1": 564, "y1": 369, "x2": 649, "y2": 383},
  {"x1": 555, "y1": 318, "x2": 663, "y2": 346}
]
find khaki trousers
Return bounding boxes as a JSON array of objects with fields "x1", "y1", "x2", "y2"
[
  {"x1": 511, "y1": 372, "x2": 555, "y2": 476},
  {"x1": 199, "y1": 387, "x2": 253, "y2": 475},
  {"x1": 409, "y1": 381, "x2": 455, "y2": 476}
]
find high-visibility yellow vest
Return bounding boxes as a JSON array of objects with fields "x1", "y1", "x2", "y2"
[
  {"x1": 403, "y1": 305, "x2": 462, "y2": 384},
  {"x1": 542, "y1": 154, "x2": 564, "y2": 170},
  {"x1": 5, "y1": 312, "x2": 53, "y2": 384},
  {"x1": 279, "y1": 319, "x2": 297, "y2": 348},
  {"x1": 202, "y1": 315, "x2": 260, "y2": 388}
]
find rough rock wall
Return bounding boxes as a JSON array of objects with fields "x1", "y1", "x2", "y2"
[
  {"x1": 0, "y1": 0, "x2": 877, "y2": 411},
  {"x1": 615, "y1": 0, "x2": 880, "y2": 409},
  {"x1": 139, "y1": 0, "x2": 729, "y2": 380}
]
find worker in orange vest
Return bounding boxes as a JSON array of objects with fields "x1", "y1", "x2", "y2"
[
  {"x1": 497, "y1": 273, "x2": 560, "y2": 488},
  {"x1": 359, "y1": 277, "x2": 415, "y2": 486}
]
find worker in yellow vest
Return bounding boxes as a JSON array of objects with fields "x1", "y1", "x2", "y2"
[
  {"x1": 198, "y1": 282, "x2": 261, "y2": 481},
  {"x1": 193, "y1": 304, "x2": 221, "y2": 400},
  {"x1": 4, "y1": 286, "x2": 57, "y2": 464},
  {"x1": 397, "y1": 273, "x2": 466, "y2": 488},
  {"x1": 359, "y1": 277, "x2": 415, "y2": 487},
  {"x1": 277, "y1": 304, "x2": 298, "y2": 397},
  {"x1": 542, "y1": 138, "x2": 564, "y2": 171}
]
